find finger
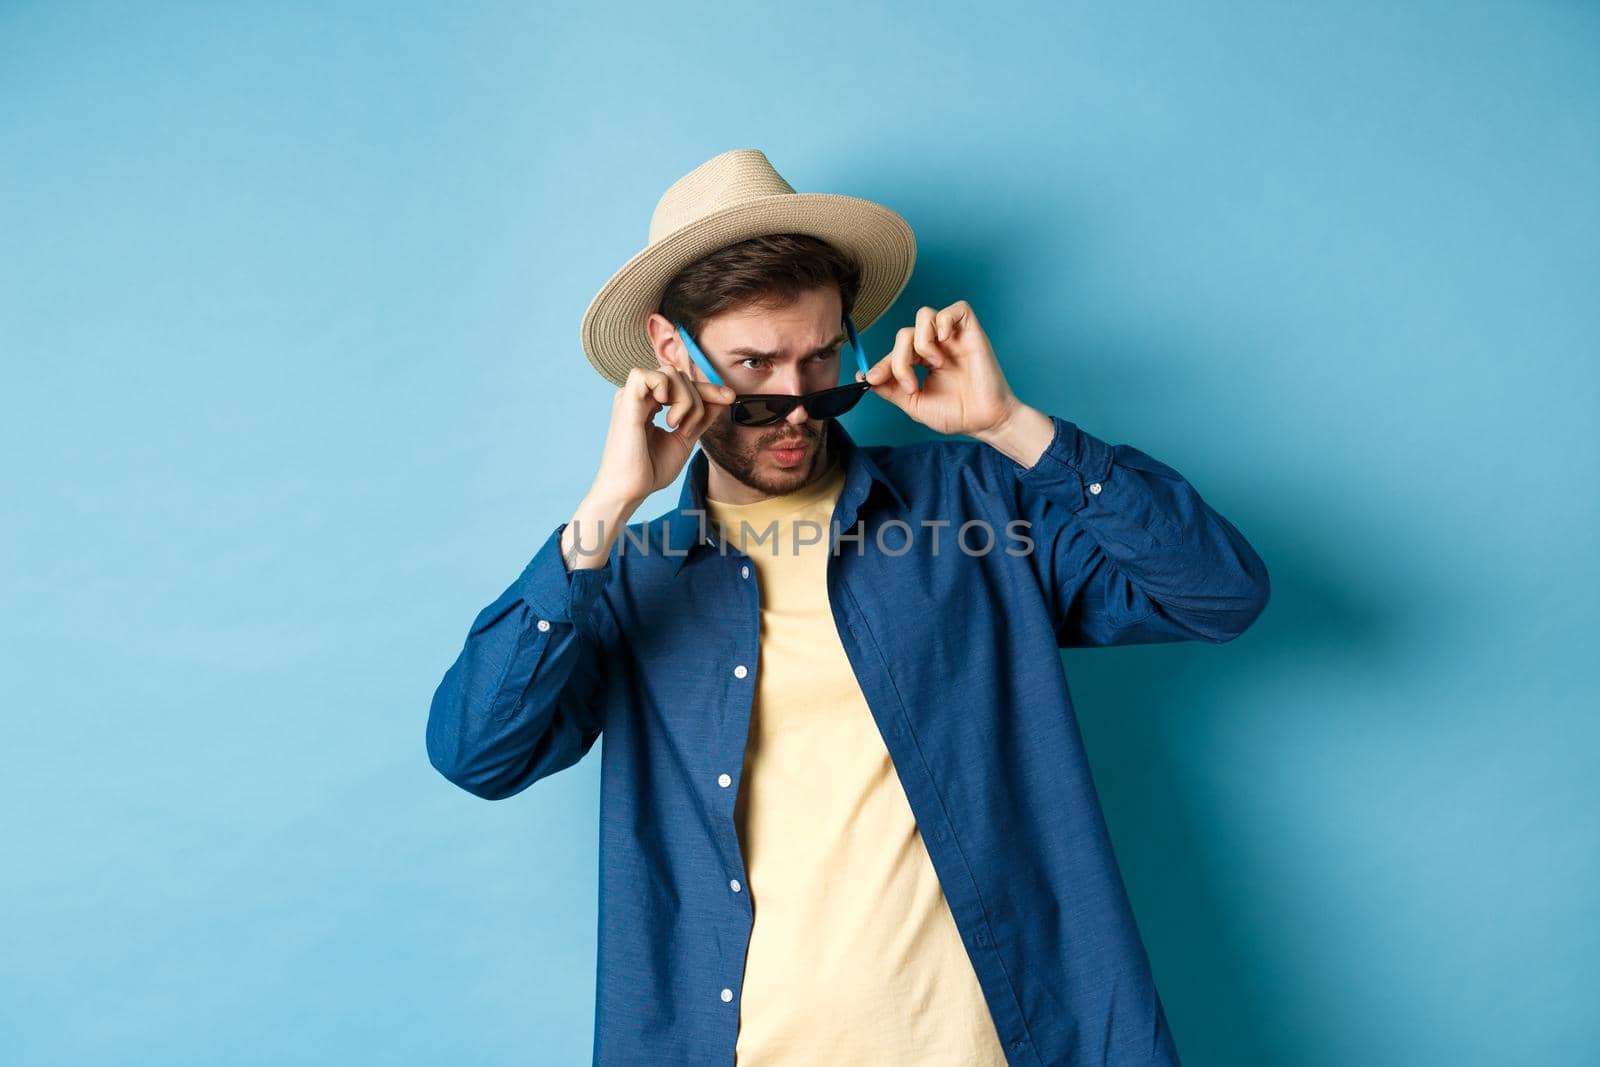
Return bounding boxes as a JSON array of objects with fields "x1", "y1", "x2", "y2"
[
  {"x1": 650, "y1": 372, "x2": 672, "y2": 412},
  {"x1": 661, "y1": 367, "x2": 699, "y2": 431},
  {"x1": 692, "y1": 379, "x2": 737, "y2": 407},
  {"x1": 688, "y1": 368, "x2": 709, "y2": 415},
  {"x1": 861, "y1": 360, "x2": 917, "y2": 416},
  {"x1": 672, "y1": 368, "x2": 703, "y2": 431},
  {"x1": 670, "y1": 378, "x2": 731, "y2": 434},
  {"x1": 677, "y1": 373, "x2": 738, "y2": 439},
  {"x1": 913, "y1": 306, "x2": 946, "y2": 368},
  {"x1": 631, "y1": 371, "x2": 676, "y2": 431},
  {"x1": 889, "y1": 326, "x2": 921, "y2": 394},
  {"x1": 681, "y1": 395, "x2": 720, "y2": 441},
  {"x1": 680, "y1": 368, "x2": 722, "y2": 437},
  {"x1": 935, "y1": 301, "x2": 970, "y2": 343},
  {"x1": 864, "y1": 328, "x2": 918, "y2": 392},
  {"x1": 863, "y1": 351, "x2": 894, "y2": 387},
  {"x1": 688, "y1": 376, "x2": 735, "y2": 436},
  {"x1": 629, "y1": 368, "x2": 669, "y2": 412}
]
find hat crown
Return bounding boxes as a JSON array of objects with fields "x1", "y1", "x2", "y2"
[{"x1": 647, "y1": 149, "x2": 796, "y2": 245}]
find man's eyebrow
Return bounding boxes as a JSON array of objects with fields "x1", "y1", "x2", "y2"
[{"x1": 725, "y1": 332, "x2": 847, "y2": 360}]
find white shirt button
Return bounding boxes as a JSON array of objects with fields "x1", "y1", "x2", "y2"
[
  {"x1": 718, "y1": 773, "x2": 732, "y2": 788},
  {"x1": 536, "y1": 618, "x2": 551, "y2": 632},
  {"x1": 733, "y1": 664, "x2": 748, "y2": 679},
  {"x1": 720, "y1": 988, "x2": 733, "y2": 1003},
  {"x1": 741, "y1": 565, "x2": 750, "y2": 579},
  {"x1": 1088, "y1": 482, "x2": 1102, "y2": 494},
  {"x1": 730, "y1": 879, "x2": 742, "y2": 893}
]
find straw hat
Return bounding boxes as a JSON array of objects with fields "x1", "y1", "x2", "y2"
[{"x1": 579, "y1": 148, "x2": 917, "y2": 387}]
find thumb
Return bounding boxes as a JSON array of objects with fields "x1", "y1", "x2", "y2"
[{"x1": 857, "y1": 368, "x2": 917, "y2": 416}]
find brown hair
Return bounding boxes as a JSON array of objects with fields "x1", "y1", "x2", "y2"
[{"x1": 658, "y1": 232, "x2": 863, "y2": 340}]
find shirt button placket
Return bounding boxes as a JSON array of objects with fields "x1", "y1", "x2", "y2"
[{"x1": 713, "y1": 586, "x2": 753, "y2": 1010}]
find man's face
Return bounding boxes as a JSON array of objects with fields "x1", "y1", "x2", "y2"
[{"x1": 659, "y1": 285, "x2": 849, "y2": 497}]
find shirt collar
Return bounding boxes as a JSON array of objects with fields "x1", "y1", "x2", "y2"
[{"x1": 662, "y1": 418, "x2": 908, "y2": 574}]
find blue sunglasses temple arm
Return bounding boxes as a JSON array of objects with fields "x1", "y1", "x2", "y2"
[
  {"x1": 675, "y1": 324, "x2": 726, "y2": 387},
  {"x1": 843, "y1": 315, "x2": 871, "y2": 381}
]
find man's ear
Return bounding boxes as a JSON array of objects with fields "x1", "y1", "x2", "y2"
[{"x1": 645, "y1": 312, "x2": 686, "y2": 374}]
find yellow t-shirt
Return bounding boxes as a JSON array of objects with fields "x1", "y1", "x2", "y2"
[{"x1": 704, "y1": 456, "x2": 1007, "y2": 1066}]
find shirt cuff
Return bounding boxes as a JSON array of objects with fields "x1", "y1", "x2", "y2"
[
  {"x1": 517, "y1": 521, "x2": 614, "y2": 628},
  {"x1": 1009, "y1": 415, "x2": 1116, "y2": 514}
]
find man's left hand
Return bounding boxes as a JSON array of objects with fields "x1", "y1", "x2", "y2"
[{"x1": 860, "y1": 301, "x2": 1020, "y2": 438}]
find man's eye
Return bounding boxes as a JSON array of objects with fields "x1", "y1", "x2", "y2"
[{"x1": 739, "y1": 349, "x2": 836, "y2": 371}]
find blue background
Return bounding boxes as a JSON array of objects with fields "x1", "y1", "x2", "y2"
[{"x1": 3, "y1": 3, "x2": 1595, "y2": 1064}]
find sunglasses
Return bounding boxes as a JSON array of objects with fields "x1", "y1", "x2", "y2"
[{"x1": 675, "y1": 314, "x2": 874, "y2": 427}]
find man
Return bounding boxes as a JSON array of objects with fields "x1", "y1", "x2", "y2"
[{"x1": 427, "y1": 149, "x2": 1270, "y2": 1066}]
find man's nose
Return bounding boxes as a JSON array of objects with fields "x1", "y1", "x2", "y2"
[{"x1": 771, "y1": 362, "x2": 806, "y2": 396}]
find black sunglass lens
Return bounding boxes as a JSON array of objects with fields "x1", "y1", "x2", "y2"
[
  {"x1": 803, "y1": 384, "x2": 869, "y2": 420},
  {"x1": 734, "y1": 397, "x2": 796, "y2": 426}
]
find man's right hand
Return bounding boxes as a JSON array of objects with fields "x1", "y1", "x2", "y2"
[
  {"x1": 595, "y1": 366, "x2": 736, "y2": 507},
  {"x1": 561, "y1": 366, "x2": 736, "y2": 570}
]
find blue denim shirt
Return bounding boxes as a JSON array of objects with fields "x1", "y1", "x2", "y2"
[{"x1": 426, "y1": 413, "x2": 1270, "y2": 1066}]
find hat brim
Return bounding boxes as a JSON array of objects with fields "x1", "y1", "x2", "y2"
[{"x1": 580, "y1": 193, "x2": 916, "y2": 387}]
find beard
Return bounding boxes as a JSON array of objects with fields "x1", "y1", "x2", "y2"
[{"x1": 698, "y1": 416, "x2": 828, "y2": 496}]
